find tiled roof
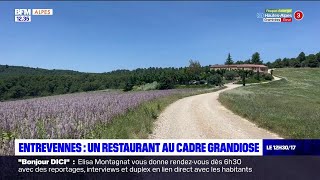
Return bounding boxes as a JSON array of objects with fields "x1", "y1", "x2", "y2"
[{"x1": 211, "y1": 64, "x2": 267, "y2": 68}]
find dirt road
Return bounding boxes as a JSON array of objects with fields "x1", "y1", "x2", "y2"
[{"x1": 150, "y1": 78, "x2": 281, "y2": 139}]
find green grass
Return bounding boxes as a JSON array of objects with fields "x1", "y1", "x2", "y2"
[
  {"x1": 133, "y1": 81, "x2": 159, "y2": 91},
  {"x1": 219, "y1": 68, "x2": 320, "y2": 138},
  {"x1": 234, "y1": 78, "x2": 269, "y2": 84},
  {"x1": 175, "y1": 84, "x2": 217, "y2": 89},
  {"x1": 87, "y1": 87, "x2": 225, "y2": 139}
]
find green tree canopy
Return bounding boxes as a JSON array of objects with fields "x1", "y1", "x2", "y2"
[
  {"x1": 316, "y1": 53, "x2": 320, "y2": 66},
  {"x1": 187, "y1": 60, "x2": 202, "y2": 80},
  {"x1": 235, "y1": 60, "x2": 244, "y2": 64},
  {"x1": 251, "y1": 52, "x2": 262, "y2": 64},
  {"x1": 244, "y1": 59, "x2": 251, "y2": 64},
  {"x1": 297, "y1": 52, "x2": 306, "y2": 63},
  {"x1": 306, "y1": 54, "x2": 318, "y2": 67}
]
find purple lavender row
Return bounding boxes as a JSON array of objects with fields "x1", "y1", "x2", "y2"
[{"x1": 0, "y1": 90, "x2": 192, "y2": 139}]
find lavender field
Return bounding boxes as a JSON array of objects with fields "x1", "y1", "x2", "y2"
[{"x1": 0, "y1": 89, "x2": 203, "y2": 155}]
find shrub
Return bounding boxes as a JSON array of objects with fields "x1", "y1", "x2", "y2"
[
  {"x1": 157, "y1": 83, "x2": 174, "y2": 90},
  {"x1": 224, "y1": 71, "x2": 238, "y2": 80},
  {"x1": 207, "y1": 74, "x2": 222, "y2": 86},
  {"x1": 137, "y1": 81, "x2": 159, "y2": 91},
  {"x1": 263, "y1": 74, "x2": 274, "y2": 81},
  {"x1": 254, "y1": 71, "x2": 261, "y2": 81},
  {"x1": 123, "y1": 82, "x2": 134, "y2": 91},
  {"x1": 157, "y1": 76, "x2": 175, "y2": 90}
]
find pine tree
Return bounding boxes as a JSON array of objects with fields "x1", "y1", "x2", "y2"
[{"x1": 225, "y1": 53, "x2": 234, "y2": 65}]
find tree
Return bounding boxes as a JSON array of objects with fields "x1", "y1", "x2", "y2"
[
  {"x1": 235, "y1": 60, "x2": 244, "y2": 64},
  {"x1": 187, "y1": 60, "x2": 202, "y2": 80},
  {"x1": 239, "y1": 70, "x2": 246, "y2": 86},
  {"x1": 81, "y1": 82, "x2": 99, "y2": 91},
  {"x1": 289, "y1": 58, "x2": 300, "y2": 68},
  {"x1": 301, "y1": 60, "x2": 309, "y2": 67},
  {"x1": 273, "y1": 58, "x2": 283, "y2": 68},
  {"x1": 316, "y1": 52, "x2": 320, "y2": 66},
  {"x1": 242, "y1": 74, "x2": 246, "y2": 86},
  {"x1": 251, "y1": 52, "x2": 262, "y2": 64},
  {"x1": 225, "y1": 53, "x2": 234, "y2": 65},
  {"x1": 9, "y1": 85, "x2": 27, "y2": 99},
  {"x1": 266, "y1": 62, "x2": 273, "y2": 68},
  {"x1": 244, "y1": 59, "x2": 251, "y2": 64},
  {"x1": 224, "y1": 71, "x2": 237, "y2": 80},
  {"x1": 0, "y1": 83, "x2": 7, "y2": 100},
  {"x1": 207, "y1": 74, "x2": 222, "y2": 86},
  {"x1": 307, "y1": 54, "x2": 318, "y2": 67},
  {"x1": 158, "y1": 78, "x2": 175, "y2": 90},
  {"x1": 256, "y1": 70, "x2": 260, "y2": 81},
  {"x1": 123, "y1": 81, "x2": 134, "y2": 91},
  {"x1": 157, "y1": 72, "x2": 175, "y2": 90},
  {"x1": 297, "y1": 52, "x2": 306, "y2": 63},
  {"x1": 282, "y1": 58, "x2": 290, "y2": 67}
]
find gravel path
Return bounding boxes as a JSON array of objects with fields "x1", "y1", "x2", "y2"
[{"x1": 150, "y1": 77, "x2": 281, "y2": 139}]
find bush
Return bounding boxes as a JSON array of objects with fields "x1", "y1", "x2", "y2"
[
  {"x1": 263, "y1": 74, "x2": 274, "y2": 81},
  {"x1": 137, "y1": 81, "x2": 159, "y2": 91},
  {"x1": 224, "y1": 71, "x2": 238, "y2": 80},
  {"x1": 8, "y1": 85, "x2": 27, "y2": 99},
  {"x1": 157, "y1": 82, "x2": 174, "y2": 90},
  {"x1": 207, "y1": 74, "x2": 222, "y2": 86},
  {"x1": 156, "y1": 75, "x2": 175, "y2": 90},
  {"x1": 123, "y1": 82, "x2": 134, "y2": 91},
  {"x1": 253, "y1": 72, "x2": 261, "y2": 81}
]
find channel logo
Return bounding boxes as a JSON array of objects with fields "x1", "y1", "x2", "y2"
[
  {"x1": 15, "y1": 9, "x2": 31, "y2": 22},
  {"x1": 14, "y1": 8, "x2": 53, "y2": 23},
  {"x1": 15, "y1": 9, "x2": 31, "y2": 16},
  {"x1": 32, "y1": 9, "x2": 53, "y2": 16}
]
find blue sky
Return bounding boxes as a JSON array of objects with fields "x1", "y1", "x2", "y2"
[{"x1": 0, "y1": 2, "x2": 319, "y2": 73}]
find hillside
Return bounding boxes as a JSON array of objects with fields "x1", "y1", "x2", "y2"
[
  {"x1": 219, "y1": 68, "x2": 320, "y2": 138},
  {"x1": 0, "y1": 65, "x2": 82, "y2": 76},
  {"x1": 0, "y1": 62, "x2": 217, "y2": 101}
]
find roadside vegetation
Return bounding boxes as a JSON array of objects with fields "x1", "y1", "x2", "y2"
[
  {"x1": 234, "y1": 73, "x2": 274, "y2": 84},
  {"x1": 88, "y1": 86, "x2": 225, "y2": 139},
  {"x1": 0, "y1": 86, "x2": 224, "y2": 155},
  {"x1": 219, "y1": 68, "x2": 320, "y2": 138}
]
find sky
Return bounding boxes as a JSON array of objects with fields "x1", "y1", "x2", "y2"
[{"x1": 0, "y1": 1, "x2": 319, "y2": 73}]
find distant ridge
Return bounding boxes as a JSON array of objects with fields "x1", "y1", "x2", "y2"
[{"x1": 0, "y1": 64, "x2": 82, "y2": 76}]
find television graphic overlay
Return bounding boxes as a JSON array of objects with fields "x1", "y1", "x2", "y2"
[
  {"x1": 1, "y1": 1, "x2": 320, "y2": 180},
  {"x1": 14, "y1": 8, "x2": 53, "y2": 22}
]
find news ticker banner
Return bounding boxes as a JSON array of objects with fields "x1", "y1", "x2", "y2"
[
  {"x1": 257, "y1": 8, "x2": 304, "y2": 23},
  {"x1": 1, "y1": 156, "x2": 320, "y2": 180},
  {"x1": 14, "y1": 139, "x2": 320, "y2": 156},
  {"x1": 15, "y1": 9, "x2": 53, "y2": 23}
]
